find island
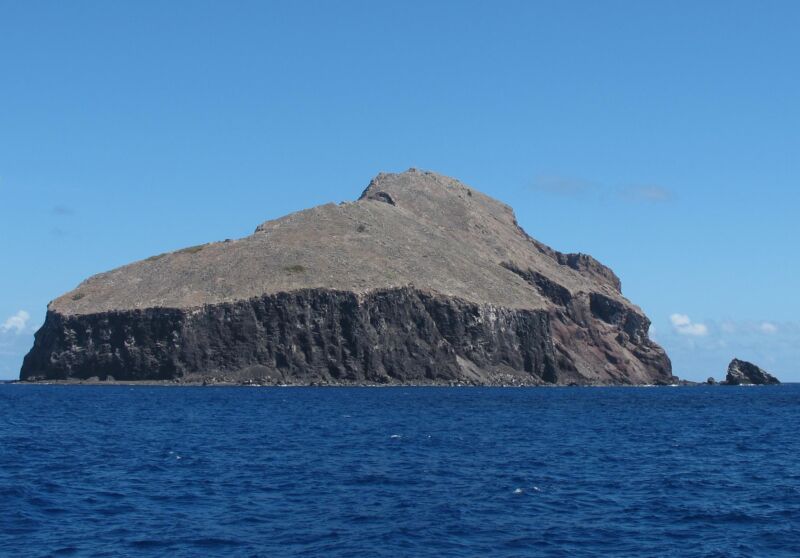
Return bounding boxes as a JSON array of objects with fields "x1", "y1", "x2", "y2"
[
  {"x1": 724, "y1": 358, "x2": 780, "y2": 385},
  {"x1": 21, "y1": 169, "x2": 673, "y2": 386}
]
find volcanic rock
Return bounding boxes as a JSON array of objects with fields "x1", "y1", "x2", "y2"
[
  {"x1": 725, "y1": 358, "x2": 780, "y2": 385},
  {"x1": 21, "y1": 169, "x2": 672, "y2": 385}
]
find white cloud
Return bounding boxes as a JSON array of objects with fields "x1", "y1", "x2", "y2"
[
  {"x1": 1, "y1": 310, "x2": 30, "y2": 334},
  {"x1": 621, "y1": 185, "x2": 674, "y2": 203},
  {"x1": 531, "y1": 175, "x2": 596, "y2": 196},
  {"x1": 531, "y1": 175, "x2": 674, "y2": 204},
  {"x1": 670, "y1": 313, "x2": 708, "y2": 336},
  {"x1": 760, "y1": 322, "x2": 778, "y2": 334}
]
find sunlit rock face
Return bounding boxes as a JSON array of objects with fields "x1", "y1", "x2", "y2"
[{"x1": 725, "y1": 359, "x2": 780, "y2": 385}]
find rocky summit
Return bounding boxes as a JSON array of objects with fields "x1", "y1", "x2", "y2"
[{"x1": 21, "y1": 169, "x2": 673, "y2": 385}]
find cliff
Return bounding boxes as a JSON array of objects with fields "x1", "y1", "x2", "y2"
[{"x1": 21, "y1": 169, "x2": 672, "y2": 385}]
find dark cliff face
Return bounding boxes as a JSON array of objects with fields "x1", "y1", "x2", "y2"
[
  {"x1": 21, "y1": 169, "x2": 673, "y2": 385},
  {"x1": 22, "y1": 289, "x2": 560, "y2": 385}
]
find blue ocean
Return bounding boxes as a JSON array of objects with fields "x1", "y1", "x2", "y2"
[{"x1": 1, "y1": 384, "x2": 798, "y2": 557}]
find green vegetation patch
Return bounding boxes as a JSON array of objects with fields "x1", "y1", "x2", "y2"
[
  {"x1": 71, "y1": 292, "x2": 85, "y2": 301},
  {"x1": 176, "y1": 244, "x2": 205, "y2": 255},
  {"x1": 283, "y1": 264, "x2": 307, "y2": 274}
]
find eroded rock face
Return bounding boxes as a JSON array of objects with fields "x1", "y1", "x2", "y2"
[
  {"x1": 21, "y1": 169, "x2": 672, "y2": 385},
  {"x1": 725, "y1": 359, "x2": 780, "y2": 385},
  {"x1": 22, "y1": 289, "x2": 559, "y2": 384}
]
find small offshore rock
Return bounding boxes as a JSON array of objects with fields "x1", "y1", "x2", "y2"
[{"x1": 724, "y1": 358, "x2": 780, "y2": 385}]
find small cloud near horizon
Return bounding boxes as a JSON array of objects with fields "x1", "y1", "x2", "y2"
[
  {"x1": 670, "y1": 313, "x2": 709, "y2": 336},
  {"x1": 620, "y1": 185, "x2": 674, "y2": 203},
  {"x1": 530, "y1": 176, "x2": 595, "y2": 197},
  {"x1": 530, "y1": 175, "x2": 673, "y2": 204},
  {"x1": 760, "y1": 322, "x2": 778, "y2": 334},
  {"x1": 1, "y1": 310, "x2": 31, "y2": 334},
  {"x1": 52, "y1": 204, "x2": 75, "y2": 216}
]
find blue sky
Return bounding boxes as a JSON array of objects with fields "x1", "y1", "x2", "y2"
[{"x1": 1, "y1": 1, "x2": 798, "y2": 381}]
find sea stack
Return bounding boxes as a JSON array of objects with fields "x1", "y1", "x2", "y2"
[
  {"x1": 725, "y1": 358, "x2": 780, "y2": 385},
  {"x1": 21, "y1": 169, "x2": 672, "y2": 385}
]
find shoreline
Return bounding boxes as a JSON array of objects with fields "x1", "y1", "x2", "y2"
[{"x1": 4, "y1": 379, "x2": 785, "y2": 388}]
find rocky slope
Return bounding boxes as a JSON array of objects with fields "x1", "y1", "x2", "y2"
[{"x1": 21, "y1": 169, "x2": 673, "y2": 385}]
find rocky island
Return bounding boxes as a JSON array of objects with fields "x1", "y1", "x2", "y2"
[
  {"x1": 21, "y1": 169, "x2": 673, "y2": 385},
  {"x1": 724, "y1": 358, "x2": 780, "y2": 385}
]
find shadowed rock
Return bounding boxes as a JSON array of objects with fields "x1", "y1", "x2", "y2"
[
  {"x1": 725, "y1": 358, "x2": 780, "y2": 385},
  {"x1": 21, "y1": 169, "x2": 672, "y2": 385}
]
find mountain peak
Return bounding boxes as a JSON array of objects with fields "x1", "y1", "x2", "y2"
[{"x1": 359, "y1": 168, "x2": 517, "y2": 227}]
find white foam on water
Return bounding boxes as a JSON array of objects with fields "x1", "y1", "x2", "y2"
[
  {"x1": 389, "y1": 434, "x2": 402, "y2": 439},
  {"x1": 513, "y1": 488, "x2": 523, "y2": 494}
]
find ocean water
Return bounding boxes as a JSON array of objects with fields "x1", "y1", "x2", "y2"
[{"x1": 1, "y1": 385, "x2": 799, "y2": 557}]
